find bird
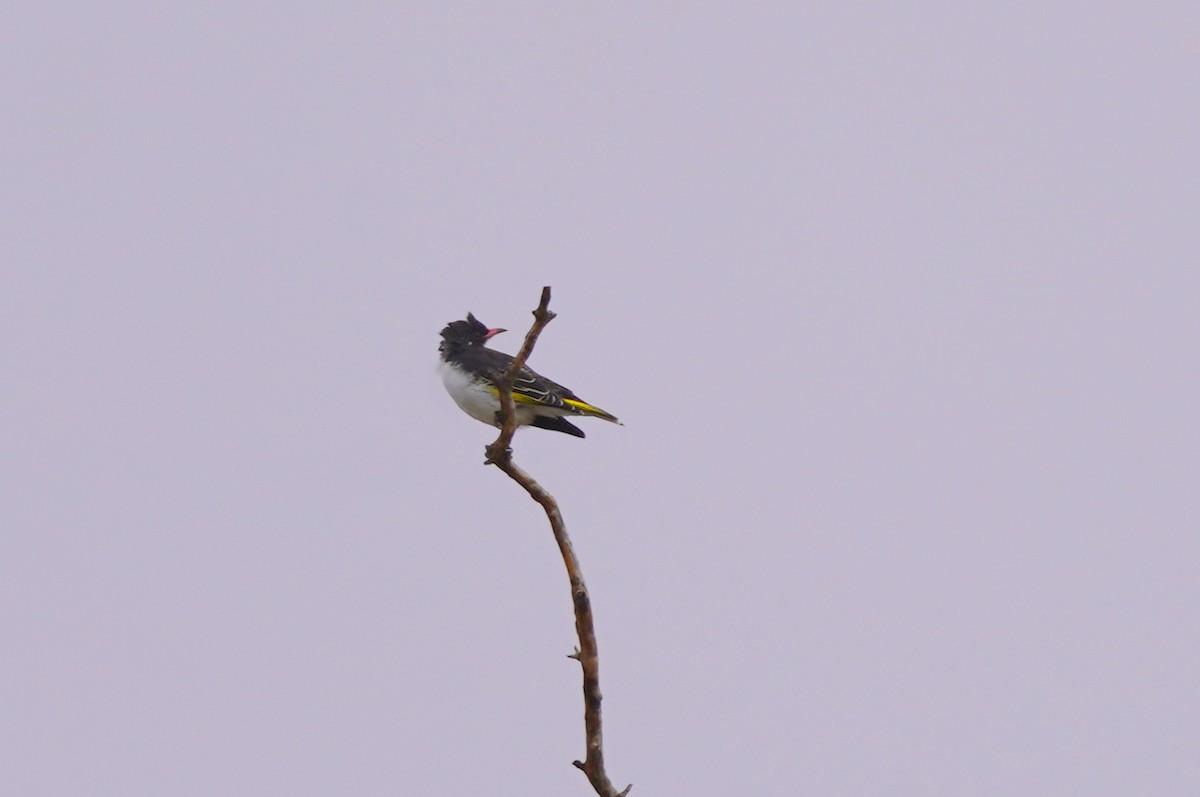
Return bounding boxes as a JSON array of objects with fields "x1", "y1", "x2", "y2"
[{"x1": 438, "y1": 313, "x2": 621, "y2": 438}]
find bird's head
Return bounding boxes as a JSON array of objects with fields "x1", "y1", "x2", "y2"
[{"x1": 439, "y1": 313, "x2": 506, "y2": 357}]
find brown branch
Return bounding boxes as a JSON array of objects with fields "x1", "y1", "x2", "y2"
[
  {"x1": 484, "y1": 286, "x2": 555, "y2": 465},
  {"x1": 484, "y1": 287, "x2": 631, "y2": 797}
]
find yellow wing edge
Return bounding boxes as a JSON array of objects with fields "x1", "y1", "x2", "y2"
[
  {"x1": 563, "y1": 398, "x2": 621, "y2": 424},
  {"x1": 486, "y1": 386, "x2": 622, "y2": 424}
]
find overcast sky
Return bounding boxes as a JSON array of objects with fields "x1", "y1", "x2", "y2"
[{"x1": 4, "y1": 4, "x2": 1197, "y2": 795}]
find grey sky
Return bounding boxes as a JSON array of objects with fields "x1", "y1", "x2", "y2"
[{"x1": 3, "y1": 4, "x2": 1197, "y2": 795}]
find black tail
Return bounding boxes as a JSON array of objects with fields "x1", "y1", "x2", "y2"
[{"x1": 530, "y1": 416, "x2": 586, "y2": 438}]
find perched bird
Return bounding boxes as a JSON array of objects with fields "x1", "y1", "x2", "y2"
[{"x1": 438, "y1": 313, "x2": 621, "y2": 438}]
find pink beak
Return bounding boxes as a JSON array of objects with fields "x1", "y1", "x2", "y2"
[{"x1": 484, "y1": 327, "x2": 506, "y2": 340}]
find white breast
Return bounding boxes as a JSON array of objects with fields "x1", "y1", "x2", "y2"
[{"x1": 440, "y1": 360, "x2": 503, "y2": 426}]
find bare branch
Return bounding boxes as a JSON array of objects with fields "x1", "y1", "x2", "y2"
[
  {"x1": 484, "y1": 287, "x2": 630, "y2": 797},
  {"x1": 484, "y1": 286, "x2": 555, "y2": 465}
]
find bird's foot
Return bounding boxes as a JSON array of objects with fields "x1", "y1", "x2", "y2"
[{"x1": 483, "y1": 443, "x2": 512, "y2": 465}]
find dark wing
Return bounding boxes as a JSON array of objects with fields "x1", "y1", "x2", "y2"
[{"x1": 459, "y1": 347, "x2": 580, "y2": 410}]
